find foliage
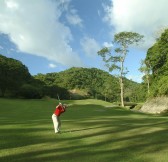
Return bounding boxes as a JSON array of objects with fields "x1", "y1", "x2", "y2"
[
  {"x1": 19, "y1": 84, "x2": 42, "y2": 99},
  {"x1": 145, "y1": 29, "x2": 168, "y2": 96},
  {"x1": 35, "y1": 67, "x2": 146, "y2": 102},
  {"x1": 149, "y1": 76, "x2": 168, "y2": 97},
  {"x1": 28, "y1": 76, "x2": 69, "y2": 99},
  {"x1": 139, "y1": 59, "x2": 151, "y2": 95},
  {"x1": 0, "y1": 54, "x2": 70, "y2": 99},
  {"x1": 42, "y1": 85, "x2": 69, "y2": 99},
  {"x1": 98, "y1": 31, "x2": 144, "y2": 106},
  {"x1": 0, "y1": 54, "x2": 146, "y2": 101},
  {"x1": 0, "y1": 54, "x2": 31, "y2": 97},
  {"x1": 157, "y1": 76, "x2": 168, "y2": 95},
  {"x1": 124, "y1": 79, "x2": 147, "y2": 102},
  {"x1": 35, "y1": 67, "x2": 121, "y2": 101}
]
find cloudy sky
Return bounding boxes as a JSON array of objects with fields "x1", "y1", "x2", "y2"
[{"x1": 0, "y1": 0, "x2": 168, "y2": 82}]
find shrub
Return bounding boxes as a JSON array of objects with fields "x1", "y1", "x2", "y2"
[{"x1": 19, "y1": 84, "x2": 42, "y2": 99}]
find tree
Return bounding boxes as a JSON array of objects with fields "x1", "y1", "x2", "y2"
[
  {"x1": 98, "y1": 32, "x2": 143, "y2": 107},
  {"x1": 153, "y1": 25, "x2": 168, "y2": 41},
  {"x1": 139, "y1": 59, "x2": 151, "y2": 95},
  {"x1": 34, "y1": 67, "x2": 144, "y2": 101},
  {"x1": 0, "y1": 54, "x2": 31, "y2": 97},
  {"x1": 19, "y1": 84, "x2": 42, "y2": 99},
  {"x1": 145, "y1": 29, "x2": 168, "y2": 97}
]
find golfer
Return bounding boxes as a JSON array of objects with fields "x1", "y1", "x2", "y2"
[{"x1": 52, "y1": 103, "x2": 67, "y2": 133}]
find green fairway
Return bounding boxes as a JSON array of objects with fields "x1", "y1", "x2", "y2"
[{"x1": 1, "y1": 98, "x2": 168, "y2": 162}]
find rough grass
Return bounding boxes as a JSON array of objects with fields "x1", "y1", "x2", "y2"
[{"x1": 1, "y1": 98, "x2": 168, "y2": 162}]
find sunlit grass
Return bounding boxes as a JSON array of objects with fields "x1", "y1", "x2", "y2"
[{"x1": 1, "y1": 98, "x2": 168, "y2": 162}]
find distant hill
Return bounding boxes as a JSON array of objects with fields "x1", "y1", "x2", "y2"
[
  {"x1": 0, "y1": 55, "x2": 146, "y2": 101},
  {"x1": 34, "y1": 67, "x2": 146, "y2": 102}
]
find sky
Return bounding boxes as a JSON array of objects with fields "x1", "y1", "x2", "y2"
[{"x1": 0, "y1": 0, "x2": 168, "y2": 83}]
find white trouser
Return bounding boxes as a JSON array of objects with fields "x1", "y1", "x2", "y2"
[{"x1": 52, "y1": 114, "x2": 61, "y2": 133}]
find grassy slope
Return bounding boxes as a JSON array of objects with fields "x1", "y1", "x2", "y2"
[{"x1": 0, "y1": 98, "x2": 168, "y2": 162}]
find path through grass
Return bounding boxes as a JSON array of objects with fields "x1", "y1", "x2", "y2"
[{"x1": 0, "y1": 98, "x2": 168, "y2": 162}]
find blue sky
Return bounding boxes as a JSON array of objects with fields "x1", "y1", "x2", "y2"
[{"x1": 0, "y1": 0, "x2": 168, "y2": 83}]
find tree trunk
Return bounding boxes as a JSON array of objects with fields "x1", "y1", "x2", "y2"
[
  {"x1": 120, "y1": 58, "x2": 125, "y2": 107},
  {"x1": 147, "y1": 76, "x2": 150, "y2": 95},
  {"x1": 146, "y1": 74, "x2": 150, "y2": 95},
  {"x1": 120, "y1": 77, "x2": 124, "y2": 107}
]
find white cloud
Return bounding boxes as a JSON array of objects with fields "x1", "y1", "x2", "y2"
[
  {"x1": 66, "y1": 8, "x2": 83, "y2": 27},
  {"x1": 6, "y1": 0, "x2": 19, "y2": 9},
  {"x1": 104, "y1": 0, "x2": 168, "y2": 48},
  {"x1": 103, "y1": 42, "x2": 113, "y2": 48},
  {"x1": 0, "y1": 0, "x2": 83, "y2": 67},
  {"x1": 49, "y1": 63, "x2": 57, "y2": 68},
  {"x1": 80, "y1": 36, "x2": 100, "y2": 57}
]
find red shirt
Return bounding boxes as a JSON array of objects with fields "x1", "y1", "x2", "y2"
[{"x1": 54, "y1": 104, "x2": 65, "y2": 116}]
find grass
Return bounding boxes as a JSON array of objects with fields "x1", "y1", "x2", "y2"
[{"x1": 1, "y1": 98, "x2": 168, "y2": 162}]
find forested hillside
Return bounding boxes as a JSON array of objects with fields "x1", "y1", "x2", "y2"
[
  {"x1": 0, "y1": 54, "x2": 146, "y2": 102},
  {"x1": 0, "y1": 54, "x2": 69, "y2": 99},
  {"x1": 34, "y1": 67, "x2": 146, "y2": 102},
  {"x1": 0, "y1": 54, "x2": 31, "y2": 97}
]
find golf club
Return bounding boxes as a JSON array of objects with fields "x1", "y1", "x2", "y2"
[{"x1": 57, "y1": 94, "x2": 62, "y2": 104}]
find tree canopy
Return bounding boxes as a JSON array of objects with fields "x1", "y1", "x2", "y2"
[
  {"x1": 0, "y1": 54, "x2": 31, "y2": 97},
  {"x1": 98, "y1": 31, "x2": 144, "y2": 106},
  {"x1": 35, "y1": 67, "x2": 146, "y2": 102},
  {"x1": 145, "y1": 29, "x2": 168, "y2": 96}
]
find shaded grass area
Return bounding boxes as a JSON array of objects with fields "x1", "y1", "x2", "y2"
[{"x1": 0, "y1": 98, "x2": 168, "y2": 162}]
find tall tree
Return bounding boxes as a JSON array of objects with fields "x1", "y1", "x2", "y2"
[
  {"x1": 139, "y1": 59, "x2": 151, "y2": 95},
  {"x1": 98, "y1": 32, "x2": 143, "y2": 107}
]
